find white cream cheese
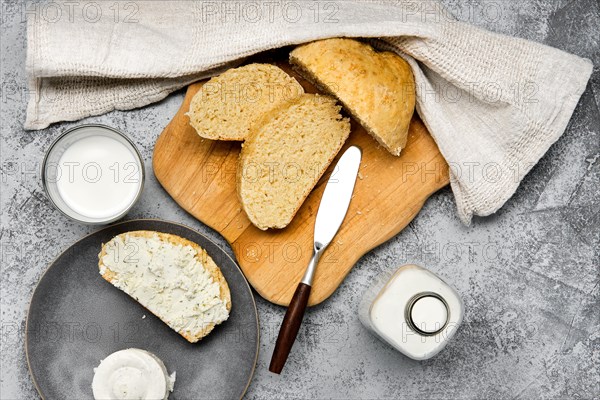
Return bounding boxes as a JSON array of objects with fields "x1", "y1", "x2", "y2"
[
  {"x1": 100, "y1": 233, "x2": 230, "y2": 340},
  {"x1": 92, "y1": 348, "x2": 175, "y2": 400}
]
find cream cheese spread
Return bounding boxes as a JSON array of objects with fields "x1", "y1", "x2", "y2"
[
  {"x1": 92, "y1": 348, "x2": 175, "y2": 400},
  {"x1": 99, "y1": 233, "x2": 230, "y2": 340}
]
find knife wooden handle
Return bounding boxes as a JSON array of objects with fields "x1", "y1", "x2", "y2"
[{"x1": 269, "y1": 282, "x2": 311, "y2": 374}]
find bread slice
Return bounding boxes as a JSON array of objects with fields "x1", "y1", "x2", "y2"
[
  {"x1": 290, "y1": 38, "x2": 416, "y2": 156},
  {"x1": 186, "y1": 63, "x2": 305, "y2": 141},
  {"x1": 238, "y1": 94, "x2": 350, "y2": 230},
  {"x1": 98, "y1": 231, "x2": 231, "y2": 343}
]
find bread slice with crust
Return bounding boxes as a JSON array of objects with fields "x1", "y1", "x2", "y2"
[
  {"x1": 238, "y1": 93, "x2": 351, "y2": 230},
  {"x1": 290, "y1": 38, "x2": 416, "y2": 156},
  {"x1": 186, "y1": 63, "x2": 305, "y2": 141},
  {"x1": 98, "y1": 231, "x2": 231, "y2": 343}
]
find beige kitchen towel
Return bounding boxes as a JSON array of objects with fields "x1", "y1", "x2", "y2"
[{"x1": 25, "y1": 1, "x2": 593, "y2": 224}]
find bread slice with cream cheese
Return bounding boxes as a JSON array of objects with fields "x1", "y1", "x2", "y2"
[{"x1": 98, "y1": 231, "x2": 231, "y2": 343}]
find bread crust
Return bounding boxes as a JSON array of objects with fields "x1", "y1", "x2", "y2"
[
  {"x1": 290, "y1": 38, "x2": 416, "y2": 156},
  {"x1": 98, "y1": 230, "x2": 231, "y2": 343}
]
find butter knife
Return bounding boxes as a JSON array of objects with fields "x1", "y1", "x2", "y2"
[{"x1": 269, "y1": 145, "x2": 362, "y2": 374}]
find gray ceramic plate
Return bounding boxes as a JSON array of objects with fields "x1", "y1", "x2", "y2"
[{"x1": 26, "y1": 219, "x2": 259, "y2": 400}]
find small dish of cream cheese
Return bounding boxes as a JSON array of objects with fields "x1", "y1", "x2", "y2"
[{"x1": 92, "y1": 348, "x2": 175, "y2": 400}]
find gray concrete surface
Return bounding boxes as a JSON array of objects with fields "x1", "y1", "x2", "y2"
[{"x1": 1, "y1": 1, "x2": 599, "y2": 399}]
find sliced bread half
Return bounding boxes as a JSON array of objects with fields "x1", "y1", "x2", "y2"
[
  {"x1": 98, "y1": 231, "x2": 231, "y2": 343},
  {"x1": 290, "y1": 38, "x2": 416, "y2": 156},
  {"x1": 186, "y1": 63, "x2": 305, "y2": 141},
  {"x1": 238, "y1": 94, "x2": 351, "y2": 230}
]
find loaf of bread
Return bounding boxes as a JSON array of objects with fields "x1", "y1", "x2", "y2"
[
  {"x1": 290, "y1": 38, "x2": 416, "y2": 156},
  {"x1": 98, "y1": 231, "x2": 231, "y2": 343},
  {"x1": 238, "y1": 94, "x2": 351, "y2": 230},
  {"x1": 186, "y1": 63, "x2": 304, "y2": 141}
]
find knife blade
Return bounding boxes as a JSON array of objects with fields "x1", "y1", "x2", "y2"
[
  {"x1": 269, "y1": 145, "x2": 362, "y2": 374},
  {"x1": 314, "y1": 145, "x2": 362, "y2": 252}
]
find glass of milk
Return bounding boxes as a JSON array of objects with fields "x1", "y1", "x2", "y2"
[{"x1": 42, "y1": 125, "x2": 145, "y2": 224}]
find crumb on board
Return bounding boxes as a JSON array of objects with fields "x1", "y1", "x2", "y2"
[{"x1": 358, "y1": 172, "x2": 364, "y2": 180}]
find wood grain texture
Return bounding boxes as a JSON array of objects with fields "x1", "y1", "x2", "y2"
[
  {"x1": 153, "y1": 62, "x2": 449, "y2": 306},
  {"x1": 269, "y1": 282, "x2": 311, "y2": 374}
]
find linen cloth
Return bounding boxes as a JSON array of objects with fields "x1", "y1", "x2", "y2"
[{"x1": 25, "y1": 1, "x2": 593, "y2": 224}]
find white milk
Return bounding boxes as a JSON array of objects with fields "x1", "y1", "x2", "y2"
[
  {"x1": 56, "y1": 135, "x2": 142, "y2": 219},
  {"x1": 358, "y1": 264, "x2": 464, "y2": 360}
]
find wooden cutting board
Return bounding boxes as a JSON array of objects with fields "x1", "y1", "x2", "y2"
[{"x1": 153, "y1": 62, "x2": 449, "y2": 306}]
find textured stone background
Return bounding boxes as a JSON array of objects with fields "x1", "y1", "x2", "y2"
[{"x1": 1, "y1": 1, "x2": 599, "y2": 399}]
